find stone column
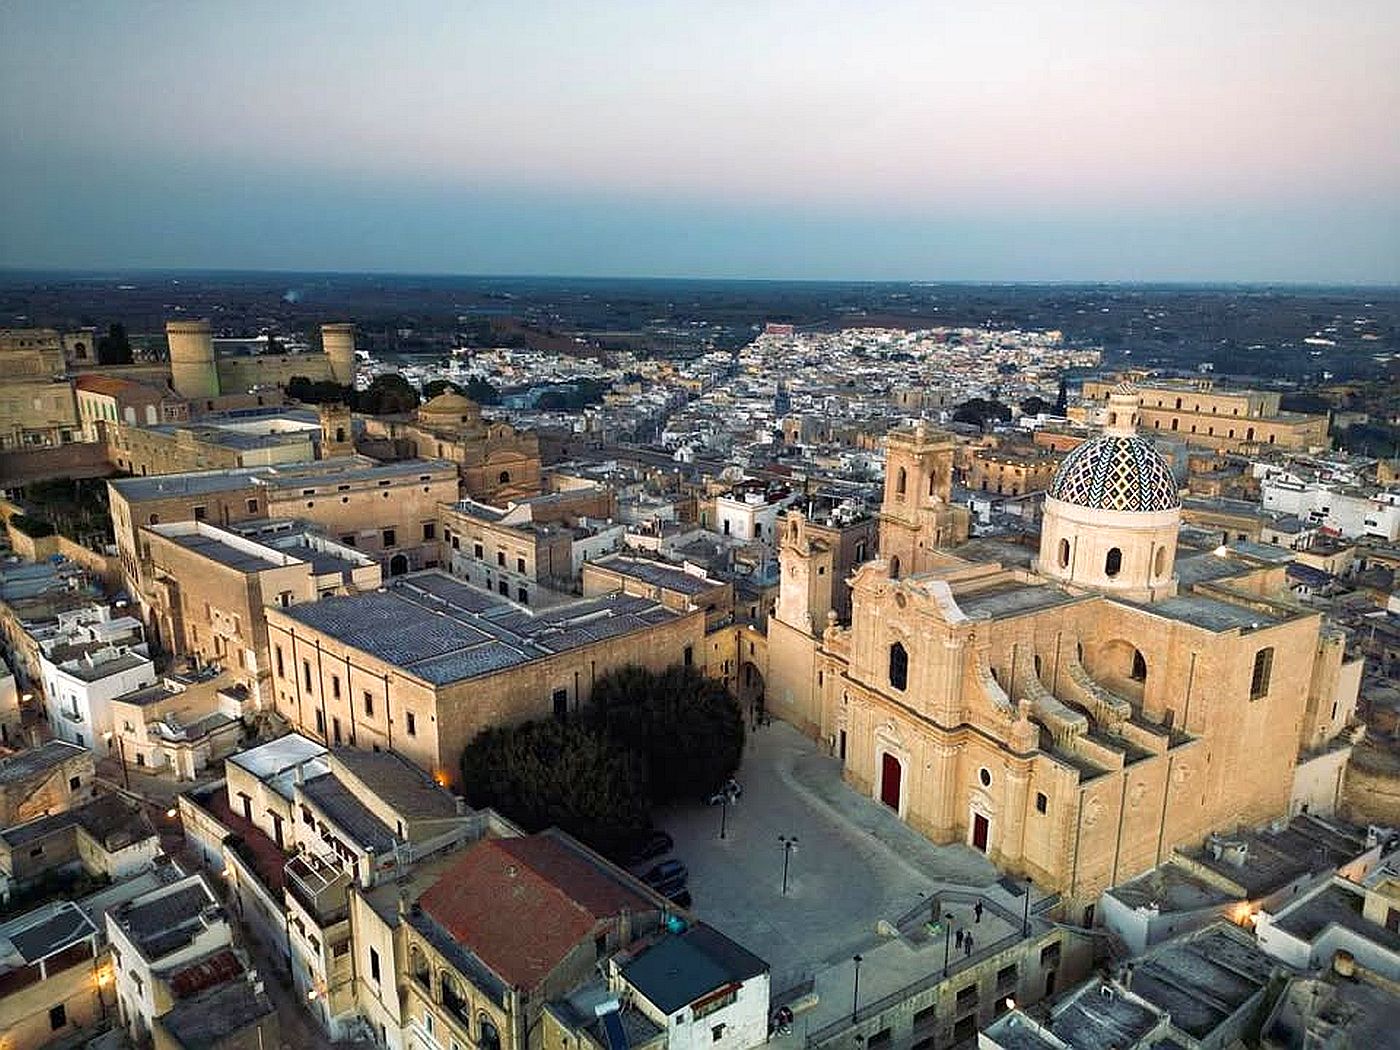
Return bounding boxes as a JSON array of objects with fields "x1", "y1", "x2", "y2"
[
  {"x1": 929, "y1": 740, "x2": 960, "y2": 841},
  {"x1": 999, "y1": 765, "x2": 1031, "y2": 869}
]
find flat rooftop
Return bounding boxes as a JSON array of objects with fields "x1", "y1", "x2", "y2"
[
  {"x1": 110, "y1": 456, "x2": 453, "y2": 502},
  {"x1": 954, "y1": 581, "x2": 1077, "y2": 619},
  {"x1": 592, "y1": 554, "x2": 718, "y2": 596},
  {"x1": 0, "y1": 739, "x2": 87, "y2": 785},
  {"x1": 300, "y1": 772, "x2": 396, "y2": 853},
  {"x1": 330, "y1": 748, "x2": 460, "y2": 822},
  {"x1": 1128, "y1": 594, "x2": 1280, "y2": 633},
  {"x1": 277, "y1": 571, "x2": 688, "y2": 686},
  {"x1": 1273, "y1": 880, "x2": 1400, "y2": 953}
]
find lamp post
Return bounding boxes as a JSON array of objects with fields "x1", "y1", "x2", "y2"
[
  {"x1": 851, "y1": 954, "x2": 863, "y2": 1023},
  {"x1": 1022, "y1": 879, "x2": 1032, "y2": 937},
  {"x1": 719, "y1": 793, "x2": 729, "y2": 840},
  {"x1": 779, "y1": 835, "x2": 799, "y2": 896},
  {"x1": 942, "y1": 913, "x2": 955, "y2": 977}
]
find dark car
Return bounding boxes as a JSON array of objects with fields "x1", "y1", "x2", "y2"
[
  {"x1": 642, "y1": 859, "x2": 687, "y2": 887},
  {"x1": 626, "y1": 830, "x2": 674, "y2": 866}
]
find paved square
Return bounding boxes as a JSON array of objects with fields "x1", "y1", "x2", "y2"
[{"x1": 651, "y1": 720, "x2": 999, "y2": 996}]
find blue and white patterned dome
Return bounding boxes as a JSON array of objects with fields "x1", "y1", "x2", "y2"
[{"x1": 1048, "y1": 435, "x2": 1180, "y2": 513}]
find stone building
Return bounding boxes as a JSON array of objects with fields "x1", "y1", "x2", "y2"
[
  {"x1": 1081, "y1": 376, "x2": 1329, "y2": 452},
  {"x1": 965, "y1": 446, "x2": 1062, "y2": 498},
  {"x1": 74, "y1": 374, "x2": 185, "y2": 441},
  {"x1": 361, "y1": 391, "x2": 541, "y2": 503},
  {"x1": 765, "y1": 385, "x2": 1362, "y2": 914},
  {"x1": 108, "y1": 456, "x2": 458, "y2": 597},
  {"x1": 264, "y1": 571, "x2": 705, "y2": 787}
]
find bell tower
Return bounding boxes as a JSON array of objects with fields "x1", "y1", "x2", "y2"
[
  {"x1": 878, "y1": 421, "x2": 969, "y2": 577},
  {"x1": 775, "y1": 512, "x2": 835, "y2": 634},
  {"x1": 319, "y1": 403, "x2": 354, "y2": 458}
]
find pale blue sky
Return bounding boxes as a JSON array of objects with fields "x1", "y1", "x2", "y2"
[{"x1": 2, "y1": 1, "x2": 1397, "y2": 281}]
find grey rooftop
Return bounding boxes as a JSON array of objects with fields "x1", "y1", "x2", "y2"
[
  {"x1": 277, "y1": 571, "x2": 687, "y2": 685},
  {"x1": 0, "y1": 739, "x2": 88, "y2": 785}
]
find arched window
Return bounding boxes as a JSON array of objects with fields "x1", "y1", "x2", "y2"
[
  {"x1": 440, "y1": 972, "x2": 468, "y2": 1023},
  {"x1": 1105, "y1": 547, "x2": 1123, "y2": 577},
  {"x1": 888, "y1": 642, "x2": 909, "y2": 691},
  {"x1": 1057, "y1": 538, "x2": 1070, "y2": 568},
  {"x1": 1153, "y1": 546, "x2": 1166, "y2": 578},
  {"x1": 335, "y1": 427, "x2": 346, "y2": 443},
  {"x1": 409, "y1": 946, "x2": 430, "y2": 990},
  {"x1": 1130, "y1": 649, "x2": 1147, "y2": 681},
  {"x1": 479, "y1": 1016, "x2": 501, "y2": 1050},
  {"x1": 498, "y1": 470, "x2": 511, "y2": 484},
  {"x1": 1171, "y1": 418, "x2": 1178, "y2": 431},
  {"x1": 895, "y1": 467, "x2": 907, "y2": 497},
  {"x1": 889, "y1": 555, "x2": 901, "y2": 580},
  {"x1": 928, "y1": 473, "x2": 937, "y2": 497}
]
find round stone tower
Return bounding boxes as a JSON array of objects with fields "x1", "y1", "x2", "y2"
[
  {"x1": 166, "y1": 320, "x2": 219, "y2": 399},
  {"x1": 1035, "y1": 384, "x2": 1181, "y2": 602},
  {"x1": 321, "y1": 323, "x2": 357, "y2": 387}
]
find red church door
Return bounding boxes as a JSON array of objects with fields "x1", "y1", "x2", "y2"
[
  {"x1": 880, "y1": 753, "x2": 902, "y2": 811},
  {"x1": 972, "y1": 812, "x2": 990, "y2": 853}
]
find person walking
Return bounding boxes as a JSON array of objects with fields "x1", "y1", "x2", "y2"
[
  {"x1": 974, "y1": 900, "x2": 984, "y2": 924},
  {"x1": 955, "y1": 928, "x2": 964, "y2": 950},
  {"x1": 964, "y1": 931, "x2": 974, "y2": 957}
]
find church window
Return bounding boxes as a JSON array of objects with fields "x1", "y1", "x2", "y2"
[
  {"x1": 889, "y1": 555, "x2": 901, "y2": 580},
  {"x1": 1250, "y1": 648, "x2": 1273, "y2": 700},
  {"x1": 1035, "y1": 792, "x2": 1048, "y2": 814},
  {"x1": 499, "y1": 470, "x2": 511, "y2": 484},
  {"x1": 1105, "y1": 547, "x2": 1123, "y2": 577},
  {"x1": 1130, "y1": 650, "x2": 1147, "y2": 681},
  {"x1": 888, "y1": 642, "x2": 909, "y2": 691},
  {"x1": 1057, "y1": 538, "x2": 1070, "y2": 568},
  {"x1": 895, "y1": 467, "x2": 907, "y2": 497},
  {"x1": 928, "y1": 473, "x2": 936, "y2": 497},
  {"x1": 978, "y1": 767, "x2": 992, "y2": 788}
]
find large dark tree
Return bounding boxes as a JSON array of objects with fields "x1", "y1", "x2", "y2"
[
  {"x1": 587, "y1": 665, "x2": 745, "y2": 803},
  {"x1": 952, "y1": 397, "x2": 1012, "y2": 429},
  {"x1": 96, "y1": 323, "x2": 133, "y2": 365},
  {"x1": 420, "y1": 379, "x2": 462, "y2": 399},
  {"x1": 357, "y1": 373, "x2": 420, "y2": 415},
  {"x1": 287, "y1": 376, "x2": 354, "y2": 404},
  {"x1": 459, "y1": 719, "x2": 649, "y2": 853}
]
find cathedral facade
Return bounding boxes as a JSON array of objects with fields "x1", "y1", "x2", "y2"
[{"x1": 766, "y1": 387, "x2": 1361, "y2": 912}]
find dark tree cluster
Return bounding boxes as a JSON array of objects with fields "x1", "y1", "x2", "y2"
[
  {"x1": 458, "y1": 665, "x2": 744, "y2": 855},
  {"x1": 287, "y1": 372, "x2": 421, "y2": 414},
  {"x1": 421, "y1": 377, "x2": 501, "y2": 405},
  {"x1": 952, "y1": 397, "x2": 1013, "y2": 429},
  {"x1": 96, "y1": 323, "x2": 133, "y2": 365}
]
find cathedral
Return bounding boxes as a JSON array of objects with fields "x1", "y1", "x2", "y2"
[{"x1": 766, "y1": 385, "x2": 1361, "y2": 913}]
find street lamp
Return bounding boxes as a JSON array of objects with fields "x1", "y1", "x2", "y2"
[
  {"x1": 719, "y1": 793, "x2": 730, "y2": 840},
  {"x1": 851, "y1": 954, "x2": 863, "y2": 1023},
  {"x1": 779, "y1": 836, "x2": 799, "y2": 896},
  {"x1": 1022, "y1": 878, "x2": 1032, "y2": 937},
  {"x1": 942, "y1": 913, "x2": 955, "y2": 977}
]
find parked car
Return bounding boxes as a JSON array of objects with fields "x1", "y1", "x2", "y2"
[
  {"x1": 642, "y1": 859, "x2": 687, "y2": 887},
  {"x1": 704, "y1": 778, "x2": 743, "y2": 806},
  {"x1": 626, "y1": 830, "x2": 674, "y2": 866}
]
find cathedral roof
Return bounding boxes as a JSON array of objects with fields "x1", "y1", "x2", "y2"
[
  {"x1": 420, "y1": 391, "x2": 478, "y2": 416},
  {"x1": 1048, "y1": 434, "x2": 1180, "y2": 513}
]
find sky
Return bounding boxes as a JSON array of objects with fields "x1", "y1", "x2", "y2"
[{"x1": 2, "y1": 1, "x2": 1398, "y2": 282}]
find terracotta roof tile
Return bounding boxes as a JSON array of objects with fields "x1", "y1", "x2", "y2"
[{"x1": 418, "y1": 832, "x2": 655, "y2": 990}]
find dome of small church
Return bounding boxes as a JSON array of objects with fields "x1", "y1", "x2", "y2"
[
  {"x1": 418, "y1": 390, "x2": 482, "y2": 428},
  {"x1": 1048, "y1": 434, "x2": 1179, "y2": 513},
  {"x1": 1047, "y1": 436, "x2": 1176, "y2": 515}
]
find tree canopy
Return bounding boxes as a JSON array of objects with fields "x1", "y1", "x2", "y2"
[
  {"x1": 952, "y1": 397, "x2": 1013, "y2": 429},
  {"x1": 96, "y1": 323, "x2": 133, "y2": 365},
  {"x1": 287, "y1": 376, "x2": 354, "y2": 404},
  {"x1": 586, "y1": 665, "x2": 745, "y2": 804},
  {"x1": 458, "y1": 664, "x2": 745, "y2": 855},
  {"x1": 459, "y1": 718, "x2": 649, "y2": 854},
  {"x1": 357, "y1": 373, "x2": 421, "y2": 414}
]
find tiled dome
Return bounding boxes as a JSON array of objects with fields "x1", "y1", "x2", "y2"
[{"x1": 1048, "y1": 435, "x2": 1180, "y2": 513}]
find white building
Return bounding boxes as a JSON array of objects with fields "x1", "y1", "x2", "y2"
[
  {"x1": 1259, "y1": 473, "x2": 1400, "y2": 541},
  {"x1": 617, "y1": 923, "x2": 770, "y2": 1050},
  {"x1": 714, "y1": 485, "x2": 800, "y2": 545},
  {"x1": 37, "y1": 606, "x2": 154, "y2": 755},
  {"x1": 106, "y1": 872, "x2": 234, "y2": 1044}
]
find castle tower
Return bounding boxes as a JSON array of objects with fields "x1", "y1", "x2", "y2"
[
  {"x1": 319, "y1": 403, "x2": 354, "y2": 458},
  {"x1": 1035, "y1": 383, "x2": 1180, "y2": 601},
  {"x1": 166, "y1": 320, "x2": 219, "y2": 399},
  {"x1": 877, "y1": 420, "x2": 970, "y2": 578},
  {"x1": 321, "y1": 323, "x2": 357, "y2": 387}
]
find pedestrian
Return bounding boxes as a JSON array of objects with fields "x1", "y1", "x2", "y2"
[
  {"x1": 955, "y1": 928, "x2": 964, "y2": 950},
  {"x1": 974, "y1": 900, "x2": 984, "y2": 924},
  {"x1": 964, "y1": 932, "x2": 974, "y2": 957}
]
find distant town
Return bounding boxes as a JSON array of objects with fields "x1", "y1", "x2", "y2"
[{"x1": 0, "y1": 278, "x2": 1397, "y2": 1050}]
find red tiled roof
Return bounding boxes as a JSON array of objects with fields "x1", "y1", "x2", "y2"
[
  {"x1": 74, "y1": 374, "x2": 164, "y2": 399},
  {"x1": 418, "y1": 833, "x2": 655, "y2": 991},
  {"x1": 167, "y1": 947, "x2": 244, "y2": 998}
]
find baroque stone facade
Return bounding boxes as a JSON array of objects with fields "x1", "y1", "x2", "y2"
[{"x1": 766, "y1": 388, "x2": 1361, "y2": 910}]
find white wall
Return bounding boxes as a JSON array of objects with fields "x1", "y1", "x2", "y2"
[{"x1": 41, "y1": 655, "x2": 156, "y2": 755}]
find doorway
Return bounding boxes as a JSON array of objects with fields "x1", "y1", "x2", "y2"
[
  {"x1": 972, "y1": 812, "x2": 990, "y2": 853},
  {"x1": 389, "y1": 554, "x2": 409, "y2": 576},
  {"x1": 879, "y1": 753, "x2": 902, "y2": 811},
  {"x1": 838, "y1": 729, "x2": 847, "y2": 763}
]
